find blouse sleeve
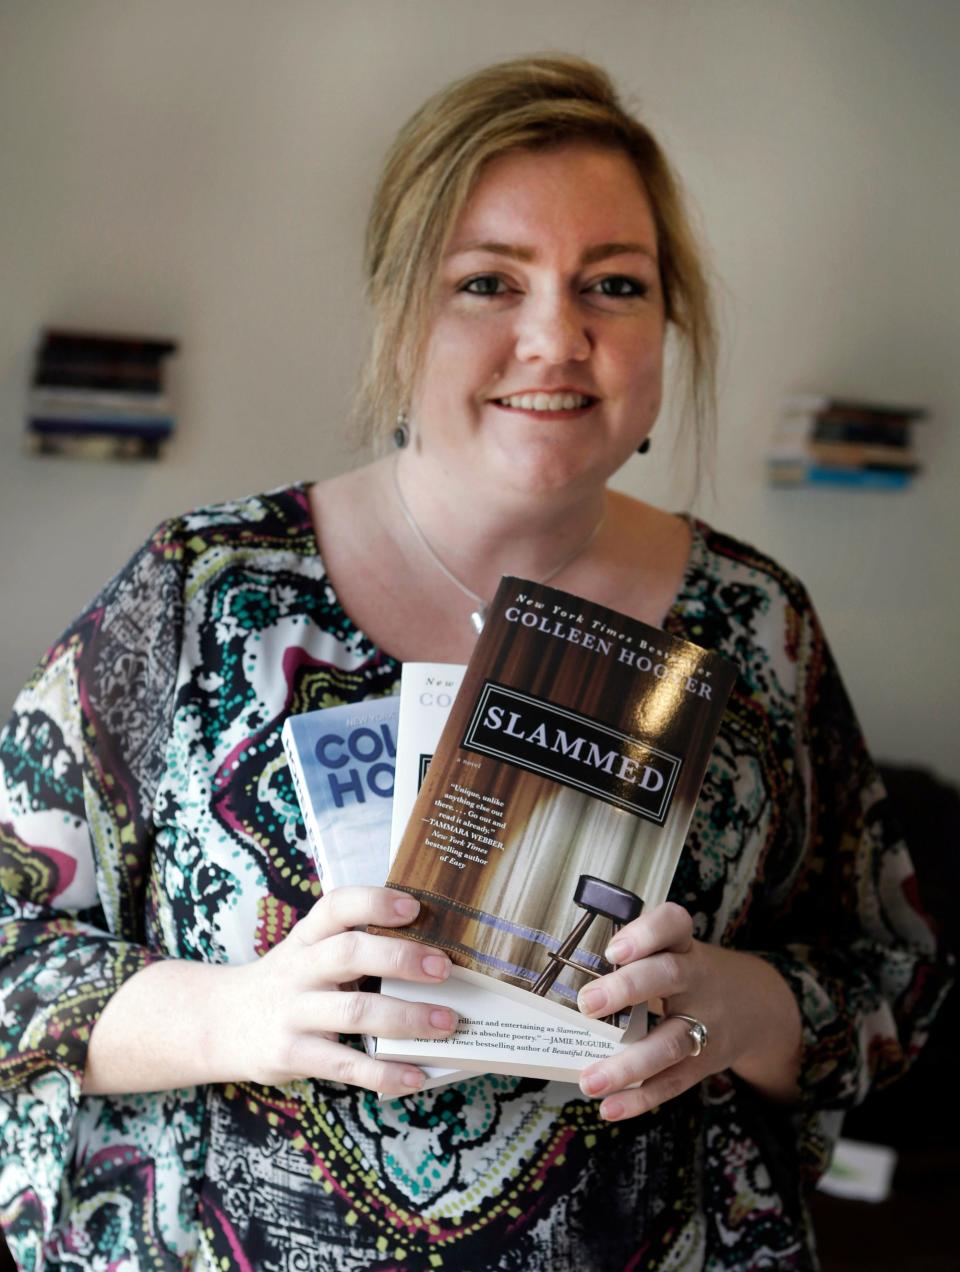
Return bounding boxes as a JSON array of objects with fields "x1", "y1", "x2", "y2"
[
  {"x1": 750, "y1": 592, "x2": 952, "y2": 1182},
  {"x1": 0, "y1": 521, "x2": 185, "y2": 1260}
]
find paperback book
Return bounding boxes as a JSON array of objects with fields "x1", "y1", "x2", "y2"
[
  {"x1": 374, "y1": 577, "x2": 736, "y2": 1069},
  {"x1": 381, "y1": 663, "x2": 620, "y2": 1081},
  {"x1": 282, "y1": 697, "x2": 400, "y2": 893}
]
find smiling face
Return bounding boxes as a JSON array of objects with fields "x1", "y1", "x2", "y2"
[{"x1": 408, "y1": 142, "x2": 666, "y2": 501}]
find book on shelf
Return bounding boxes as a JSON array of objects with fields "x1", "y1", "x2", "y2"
[
  {"x1": 777, "y1": 415, "x2": 915, "y2": 449},
  {"x1": 33, "y1": 365, "x2": 167, "y2": 393},
  {"x1": 28, "y1": 417, "x2": 174, "y2": 440},
  {"x1": 28, "y1": 387, "x2": 173, "y2": 415},
  {"x1": 768, "y1": 463, "x2": 912, "y2": 490},
  {"x1": 373, "y1": 577, "x2": 736, "y2": 1075},
  {"x1": 24, "y1": 432, "x2": 165, "y2": 461},
  {"x1": 781, "y1": 394, "x2": 928, "y2": 421},
  {"x1": 38, "y1": 327, "x2": 178, "y2": 356},
  {"x1": 32, "y1": 328, "x2": 176, "y2": 393},
  {"x1": 767, "y1": 441, "x2": 919, "y2": 471},
  {"x1": 381, "y1": 662, "x2": 620, "y2": 1082},
  {"x1": 28, "y1": 391, "x2": 173, "y2": 431}
]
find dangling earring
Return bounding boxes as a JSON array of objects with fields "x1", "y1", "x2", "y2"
[
  {"x1": 393, "y1": 409, "x2": 410, "y2": 449},
  {"x1": 637, "y1": 437, "x2": 652, "y2": 455}
]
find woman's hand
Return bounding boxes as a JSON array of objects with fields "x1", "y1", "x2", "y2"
[
  {"x1": 232, "y1": 886, "x2": 459, "y2": 1096},
  {"x1": 84, "y1": 886, "x2": 455, "y2": 1098},
  {"x1": 576, "y1": 902, "x2": 803, "y2": 1121}
]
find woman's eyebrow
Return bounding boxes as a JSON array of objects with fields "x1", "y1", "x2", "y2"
[{"x1": 446, "y1": 240, "x2": 657, "y2": 264}]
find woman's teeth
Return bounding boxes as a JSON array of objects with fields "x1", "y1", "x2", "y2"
[{"x1": 497, "y1": 392, "x2": 593, "y2": 411}]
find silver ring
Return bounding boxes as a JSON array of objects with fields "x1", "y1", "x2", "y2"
[{"x1": 665, "y1": 1013, "x2": 709, "y2": 1058}]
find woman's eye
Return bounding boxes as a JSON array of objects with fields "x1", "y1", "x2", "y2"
[
  {"x1": 591, "y1": 276, "x2": 649, "y2": 298},
  {"x1": 459, "y1": 275, "x2": 508, "y2": 296}
]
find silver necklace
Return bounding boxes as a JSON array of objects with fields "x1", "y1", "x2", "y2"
[{"x1": 392, "y1": 457, "x2": 605, "y2": 635}]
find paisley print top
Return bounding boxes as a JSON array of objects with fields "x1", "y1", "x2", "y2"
[{"x1": 0, "y1": 484, "x2": 946, "y2": 1271}]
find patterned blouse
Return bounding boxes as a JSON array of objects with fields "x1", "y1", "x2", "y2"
[{"x1": 0, "y1": 484, "x2": 946, "y2": 1271}]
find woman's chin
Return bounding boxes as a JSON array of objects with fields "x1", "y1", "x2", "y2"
[{"x1": 485, "y1": 443, "x2": 615, "y2": 502}]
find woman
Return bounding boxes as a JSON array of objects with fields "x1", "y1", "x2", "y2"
[{"x1": 0, "y1": 55, "x2": 946, "y2": 1270}]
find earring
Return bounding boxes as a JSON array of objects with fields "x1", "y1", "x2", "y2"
[
  {"x1": 393, "y1": 409, "x2": 410, "y2": 450},
  {"x1": 637, "y1": 437, "x2": 652, "y2": 455}
]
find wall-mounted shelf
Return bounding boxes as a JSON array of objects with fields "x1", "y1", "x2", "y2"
[
  {"x1": 767, "y1": 395, "x2": 927, "y2": 491},
  {"x1": 25, "y1": 328, "x2": 178, "y2": 461}
]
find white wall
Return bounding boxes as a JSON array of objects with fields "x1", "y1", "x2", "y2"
[{"x1": 1, "y1": 0, "x2": 957, "y2": 781}]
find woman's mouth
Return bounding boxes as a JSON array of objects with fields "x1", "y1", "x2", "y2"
[{"x1": 492, "y1": 391, "x2": 598, "y2": 415}]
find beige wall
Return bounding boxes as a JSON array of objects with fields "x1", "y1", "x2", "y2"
[{"x1": 1, "y1": 0, "x2": 957, "y2": 781}]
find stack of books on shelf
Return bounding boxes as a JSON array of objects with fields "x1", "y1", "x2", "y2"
[
  {"x1": 767, "y1": 394, "x2": 927, "y2": 490},
  {"x1": 26, "y1": 328, "x2": 178, "y2": 460}
]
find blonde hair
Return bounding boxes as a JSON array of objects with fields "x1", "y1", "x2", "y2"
[{"x1": 356, "y1": 54, "x2": 716, "y2": 481}]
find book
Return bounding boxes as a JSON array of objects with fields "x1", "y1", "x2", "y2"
[
  {"x1": 767, "y1": 440, "x2": 919, "y2": 471},
  {"x1": 28, "y1": 418, "x2": 175, "y2": 440},
  {"x1": 31, "y1": 328, "x2": 178, "y2": 394},
  {"x1": 24, "y1": 432, "x2": 165, "y2": 462},
  {"x1": 380, "y1": 663, "x2": 620, "y2": 1082},
  {"x1": 282, "y1": 697, "x2": 400, "y2": 893},
  {"x1": 374, "y1": 577, "x2": 736, "y2": 1068},
  {"x1": 781, "y1": 394, "x2": 928, "y2": 420},
  {"x1": 390, "y1": 664, "x2": 467, "y2": 864},
  {"x1": 29, "y1": 388, "x2": 173, "y2": 416},
  {"x1": 767, "y1": 463, "x2": 912, "y2": 490},
  {"x1": 776, "y1": 415, "x2": 915, "y2": 450},
  {"x1": 37, "y1": 327, "x2": 178, "y2": 357}
]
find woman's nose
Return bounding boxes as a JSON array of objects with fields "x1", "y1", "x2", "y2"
[{"x1": 514, "y1": 292, "x2": 591, "y2": 364}]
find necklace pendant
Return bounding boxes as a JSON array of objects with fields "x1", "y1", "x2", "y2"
[{"x1": 470, "y1": 605, "x2": 487, "y2": 635}]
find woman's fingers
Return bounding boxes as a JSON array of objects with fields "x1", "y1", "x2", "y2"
[
  {"x1": 578, "y1": 948, "x2": 688, "y2": 1018},
  {"x1": 294, "y1": 886, "x2": 421, "y2": 944},
  {"x1": 577, "y1": 903, "x2": 697, "y2": 1019},
  {"x1": 579, "y1": 1016, "x2": 708, "y2": 1119},
  {"x1": 603, "y1": 902, "x2": 694, "y2": 964},
  {"x1": 299, "y1": 988, "x2": 458, "y2": 1041},
  {"x1": 311, "y1": 928, "x2": 453, "y2": 987},
  {"x1": 285, "y1": 1033, "x2": 429, "y2": 1097}
]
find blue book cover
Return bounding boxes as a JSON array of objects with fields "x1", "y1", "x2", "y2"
[{"x1": 282, "y1": 697, "x2": 399, "y2": 893}]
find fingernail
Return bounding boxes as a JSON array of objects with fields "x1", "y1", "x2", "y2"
[
  {"x1": 402, "y1": 1069, "x2": 424, "y2": 1090},
  {"x1": 605, "y1": 937, "x2": 630, "y2": 963},
  {"x1": 393, "y1": 895, "x2": 419, "y2": 919},
  {"x1": 429, "y1": 1009, "x2": 456, "y2": 1031},
  {"x1": 422, "y1": 954, "x2": 451, "y2": 979},
  {"x1": 578, "y1": 985, "x2": 606, "y2": 1014},
  {"x1": 579, "y1": 1069, "x2": 609, "y2": 1097},
  {"x1": 600, "y1": 1098, "x2": 624, "y2": 1121}
]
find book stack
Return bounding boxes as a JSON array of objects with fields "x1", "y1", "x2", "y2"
[
  {"x1": 284, "y1": 578, "x2": 736, "y2": 1087},
  {"x1": 767, "y1": 394, "x2": 927, "y2": 490},
  {"x1": 26, "y1": 328, "x2": 178, "y2": 460}
]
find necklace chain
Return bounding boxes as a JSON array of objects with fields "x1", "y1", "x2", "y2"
[{"x1": 392, "y1": 457, "x2": 604, "y2": 633}]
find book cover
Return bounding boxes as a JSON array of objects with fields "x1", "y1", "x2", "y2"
[
  {"x1": 380, "y1": 663, "x2": 620, "y2": 1081},
  {"x1": 374, "y1": 577, "x2": 736, "y2": 1046},
  {"x1": 282, "y1": 697, "x2": 400, "y2": 893},
  {"x1": 390, "y1": 663, "x2": 468, "y2": 865}
]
